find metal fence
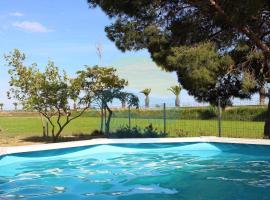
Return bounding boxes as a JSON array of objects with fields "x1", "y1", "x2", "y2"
[
  {"x1": 104, "y1": 101, "x2": 265, "y2": 139},
  {"x1": 0, "y1": 100, "x2": 265, "y2": 139}
]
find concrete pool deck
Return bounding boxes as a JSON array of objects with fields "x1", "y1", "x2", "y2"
[{"x1": 1, "y1": 136, "x2": 270, "y2": 156}]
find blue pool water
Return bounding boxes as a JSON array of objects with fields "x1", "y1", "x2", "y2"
[{"x1": 1, "y1": 142, "x2": 270, "y2": 200}]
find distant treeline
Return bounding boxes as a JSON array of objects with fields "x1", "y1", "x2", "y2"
[
  {"x1": 0, "y1": 106, "x2": 266, "y2": 122},
  {"x1": 82, "y1": 106, "x2": 267, "y2": 122}
]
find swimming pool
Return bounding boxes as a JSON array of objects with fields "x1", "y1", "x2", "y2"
[{"x1": 1, "y1": 141, "x2": 270, "y2": 200}]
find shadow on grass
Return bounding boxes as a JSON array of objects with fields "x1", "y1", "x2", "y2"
[
  {"x1": 21, "y1": 131, "x2": 106, "y2": 144},
  {"x1": 18, "y1": 124, "x2": 167, "y2": 144}
]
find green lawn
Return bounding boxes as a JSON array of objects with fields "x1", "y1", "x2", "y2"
[
  {"x1": 111, "y1": 118, "x2": 264, "y2": 138},
  {"x1": 0, "y1": 116, "x2": 264, "y2": 140}
]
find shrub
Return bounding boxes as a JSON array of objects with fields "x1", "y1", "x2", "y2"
[
  {"x1": 81, "y1": 106, "x2": 267, "y2": 122},
  {"x1": 110, "y1": 124, "x2": 167, "y2": 138},
  {"x1": 175, "y1": 129, "x2": 189, "y2": 137},
  {"x1": 91, "y1": 129, "x2": 105, "y2": 137},
  {"x1": 200, "y1": 106, "x2": 218, "y2": 119}
]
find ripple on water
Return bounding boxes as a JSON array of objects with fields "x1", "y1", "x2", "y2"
[{"x1": 1, "y1": 143, "x2": 270, "y2": 200}]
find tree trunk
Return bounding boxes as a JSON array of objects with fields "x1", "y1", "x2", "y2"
[
  {"x1": 104, "y1": 107, "x2": 107, "y2": 125},
  {"x1": 264, "y1": 98, "x2": 270, "y2": 138},
  {"x1": 55, "y1": 127, "x2": 64, "y2": 141},
  {"x1": 175, "y1": 95, "x2": 180, "y2": 107},
  {"x1": 145, "y1": 96, "x2": 149, "y2": 108},
  {"x1": 39, "y1": 114, "x2": 46, "y2": 137},
  {"x1": 121, "y1": 101, "x2": 126, "y2": 108},
  {"x1": 54, "y1": 124, "x2": 67, "y2": 142},
  {"x1": 264, "y1": 59, "x2": 270, "y2": 138},
  {"x1": 100, "y1": 103, "x2": 104, "y2": 132},
  {"x1": 46, "y1": 120, "x2": 49, "y2": 137},
  {"x1": 259, "y1": 88, "x2": 266, "y2": 105},
  {"x1": 105, "y1": 105, "x2": 113, "y2": 136},
  {"x1": 51, "y1": 125, "x2": 56, "y2": 142},
  {"x1": 52, "y1": 135, "x2": 58, "y2": 142},
  {"x1": 73, "y1": 102, "x2": 77, "y2": 111}
]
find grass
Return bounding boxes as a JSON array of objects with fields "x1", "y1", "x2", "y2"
[
  {"x1": 0, "y1": 115, "x2": 264, "y2": 146},
  {"x1": 0, "y1": 116, "x2": 99, "y2": 137},
  {"x1": 110, "y1": 118, "x2": 264, "y2": 138},
  {"x1": 0, "y1": 116, "x2": 101, "y2": 146}
]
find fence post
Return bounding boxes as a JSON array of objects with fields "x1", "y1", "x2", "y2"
[
  {"x1": 218, "y1": 97, "x2": 222, "y2": 137},
  {"x1": 46, "y1": 119, "x2": 49, "y2": 137},
  {"x1": 104, "y1": 107, "x2": 107, "y2": 132},
  {"x1": 163, "y1": 103, "x2": 166, "y2": 135},
  {"x1": 128, "y1": 105, "x2": 131, "y2": 129},
  {"x1": 100, "y1": 103, "x2": 104, "y2": 133}
]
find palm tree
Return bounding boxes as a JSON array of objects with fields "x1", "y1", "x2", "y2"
[
  {"x1": 119, "y1": 93, "x2": 128, "y2": 109},
  {"x1": 168, "y1": 85, "x2": 182, "y2": 107},
  {"x1": 0, "y1": 103, "x2": 3, "y2": 111},
  {"x1": 13, "y1": 102, "x2": 18, "y2": 111},
  {"x1": 121, "y1": 99, "x2": 126, "y2": 108},
  {"x1": 140, "y1": 88, "x2": 151, "y2": 108}
]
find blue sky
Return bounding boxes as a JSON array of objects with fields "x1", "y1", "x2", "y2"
[{"x1": 0, "y1": 0, "x2": 258, "y2": 109}]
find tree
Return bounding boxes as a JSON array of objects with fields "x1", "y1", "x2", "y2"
[
  {"x1": 118, "y1": 92, "x2": 128, "y2": 108},
  {"x1": 168, "y1": 85, "x2": 182, "y2": 107},
  {"x1": 13, "y1": 102, "x2": 18, "y2": 111},
  {"x1": 140, "y1": 88, "x2": 151, "y2": 108},
  {"x1": 0, "y1": 103, "x2": 4, "y2": 111},
  {"x1": 167, "y1": 42, "x2": 260, "y2": 108},
  {"x1": 87, "y1": 1, "x2": 270, "y2": 137},
  {"x1": 5, "y1": 49, "x2": 91, "y2": 142},
  {"x1": 121, "y1": 99, "x2": 126, "y2": 108},
  {"x1": 96, "y1": 90, "x2": 138, "y2": 134},
  {"x1": 77, "y1": 66, "x2": 139, "y2": 135}
]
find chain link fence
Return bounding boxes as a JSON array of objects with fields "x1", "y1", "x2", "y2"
[
  {"x1": 104, "y1": 101, "x2": 265, "y2": 139},
  {"x1": 0, "y1": 100, "x2": 265, "y2": 140}
]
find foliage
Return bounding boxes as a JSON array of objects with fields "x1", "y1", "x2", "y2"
[
  {"x1": 91, "y1": 129, "x2": 105, "y2": 137},
  {"x1": 13, "y1": 102, "x2": 18, "y2": 110},
  {"x1": 87, "y1": 0, "x2": 270, "y2": 135},
  {"x1": 167, "y1": 42, "x2": 259, "y2": 107},
  {"x1": 12, "y1": 105, "x2": 261, "y2": 122},
  {"x1": 77, "y1": 66, "x2": 139, "y2": 134},
  {"x1": 110, "y1": 124, "x2": 167, "y2": 138},
  {"x1": 168, "y1": 85, "x2": 181, "y2": 96},
  {"x1": 5, "y1": 49, "x2": 91, "y2": 141},
  {"x1": 88, "y1": 0, "x2": 270, "y2": 67},
  {"x1": 140, "y1": 88, "x2": 151, "y2": 96},
  {"x1": 79, "y1": 106, "x2": 266, "y2": 122}
]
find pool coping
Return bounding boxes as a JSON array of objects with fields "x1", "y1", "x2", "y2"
[{"x1": 1, "y1": 136, "x2": 270, "y2": 156}]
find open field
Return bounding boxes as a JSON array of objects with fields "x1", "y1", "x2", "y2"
[{"x1": 0, "y1": 114, "x2": 264, "y2": 146}]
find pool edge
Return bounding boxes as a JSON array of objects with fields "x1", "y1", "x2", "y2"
[{"x1": 1, "y1": 136, "x2": 270, "y2": 156}]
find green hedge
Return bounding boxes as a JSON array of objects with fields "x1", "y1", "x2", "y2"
[
  {"x1": 80, "y1": 106, "x2": 267, "y2": 122},
  {"x1": 222, "y1": 106, "x2": 266, "y2": 121},
  {"x1": 3, "y1": 105, "x2": 266, "y2": 122}
]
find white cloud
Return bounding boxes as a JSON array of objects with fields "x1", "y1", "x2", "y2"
[
  {"x1": 12, "y1": 21, "x2": 53, "y2": 33},
  {"x1": 9, "y1": 12, "x2": 24, "y2": 17}
]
